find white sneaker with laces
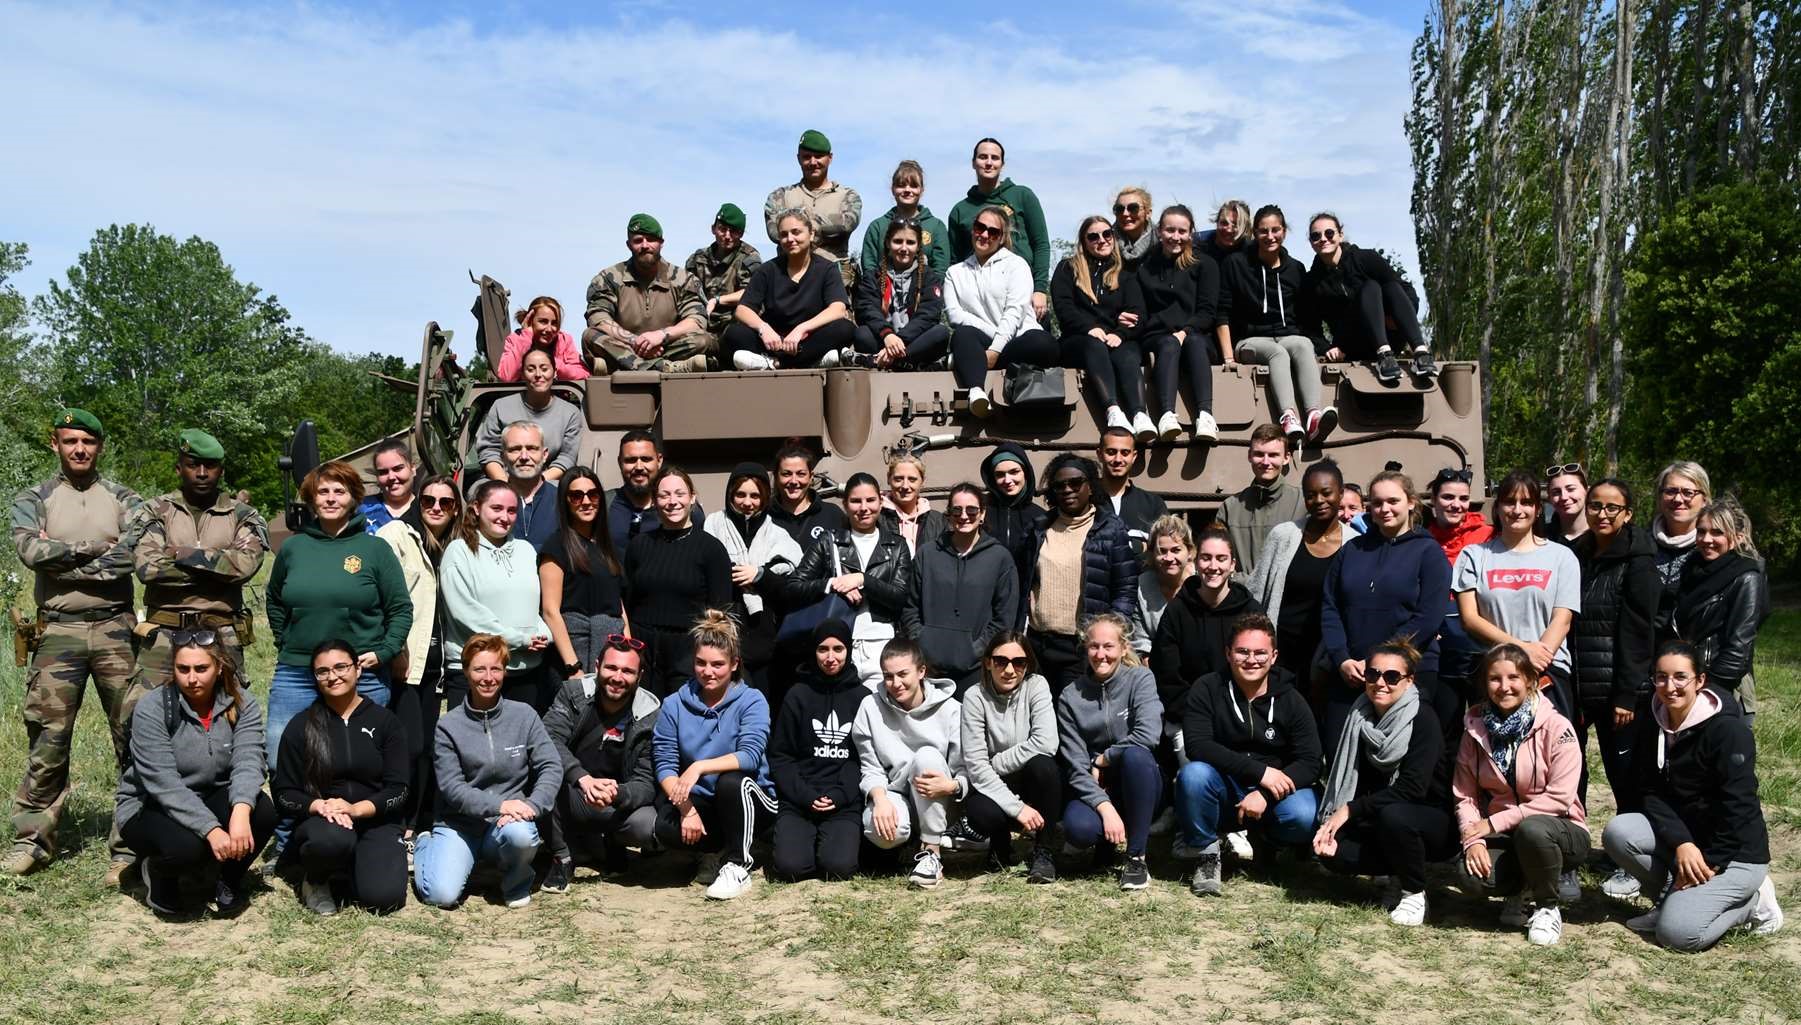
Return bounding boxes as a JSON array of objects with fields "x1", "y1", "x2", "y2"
[
  {"x1": 1499, "y1": 895, "x2": 1527, "y2": 927},
  {"x1": 1157, "y1": 411, "x2": 1182, "y2": 441},
  {"x1": 817, "y1": 347, "x2": 842, "y2": 368},
  {"x1": 909, "y1": 849, "x2": 944, "y2": 889},
  {"x1": 1601, "y1": 868, "x2": 1641, "y2": 900},
  {"x1": 1105, "y1": 406, "x2": 1129, "y2": 431},
  {"x1": 1389, "y1": 890, "x2": 1427, "y2": 927},
  {"x1": 967, "y1": 386, "x2": 991, "y2": 418},
  {"x1": 705, "y1": 861, "x2": 754, "y2": 900},
  {"x1": 1223, "y1": 830, "x2": 1254, "y2": 861},
  {"x1": 1279, "y1": 409, "x2": 1305, "y2": 447},
  {"x1": 505, "y1": 893, "x2": 533, "y2": 909},
  {"x1": 732, "y1": 350, "x2": 774, "y2": 371},
  {"x1": 1625, "y1": 906, "x2": 1661, "y2": 934},
  {"x1": 1748, "y1": 875, "x2": 1785, "y2": 936},
  {"x1": 1192, "y1": 411, "x2": 1219, "y2": 442},
  {"x1": 1526, "y1": 904, "x2": 1564, "y2": 946},
  {"x1": 1557, "y1": 869, "x2": 1581, "y2": 903},
  {"x1": 1130, "y1": 410, "x2": 1157, "y2": 443}
]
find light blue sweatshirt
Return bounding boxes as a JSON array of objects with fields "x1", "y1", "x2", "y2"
[{"x1": 652, "y1": 678, "x2": 774, "y2": 800}]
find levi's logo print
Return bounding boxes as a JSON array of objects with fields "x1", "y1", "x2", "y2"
[
  {"x1": 812, "y1": 710, "x2": 852, "y2": 759},
  {"x1": 1486, "y1": 568, "x2": 1552, "y2": 591}
]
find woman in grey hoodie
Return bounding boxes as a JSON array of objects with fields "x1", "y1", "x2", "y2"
[
  {"x1": 1058, "y1": 613, "x2": 1163, "y2": 891},
  {"x1": 960, "y1": 632, "x2": 1060, "y2": 883},
  {"x1": 853, "y1": 639, "x2": 969, "y2": 890}
]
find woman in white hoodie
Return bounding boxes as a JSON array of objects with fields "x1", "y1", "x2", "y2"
[
  {"x1": 944, "y1": 205, "x2": 1059, "y2": 418},
  {"x1": 853, "y1": 639, "x2": 969, "y2": 890},
  {"x1": 440, "y1": 480, "x2": 553, "y2": 712},
  {"x1": 960, "y1": 632, "x2": 1060, "y2": 884}
]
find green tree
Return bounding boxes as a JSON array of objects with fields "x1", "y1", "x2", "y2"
[{"x1": 0, "y1": 243, "x2": 56, "y2": 608}]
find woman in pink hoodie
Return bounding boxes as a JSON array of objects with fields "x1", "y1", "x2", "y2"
[
  {"x1": 1454, "y1": 643, "x2": 1588, "y2": 947},
  {"x1": 498, "y1": 296, "x2": 590, "y2": 382}
]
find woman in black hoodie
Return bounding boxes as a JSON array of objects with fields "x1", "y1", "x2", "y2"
[
  {"x1": 1052, "y1": 215, "x2": 1153, "y2": 441},
  {"x1": 1299, "y1": 213, "x2": 1435, "y2": 384},
  {"x1": 849, "y1": 218, "x2": 949, "y2": 370},
  {"x1": 1151, "y1": 526, "x2": 1262, "y2": 752},
  {"x1": 1218, "y1": 205, "x2": 1328, "y2": 448},
  {"x1": 900, "y1": 483, "x2": 1022, "y2": 695},
  {"x1": 1134, "y1": 205, "x2": 1221, "y2": 442},
  {"x1": 981, "y1": 444, "x2": 1046, "y2": 589},
  {"x1": 768, "y1": 620, "x2": 870, "y2": 881},
  {"x1": 1602, "y1": 641, "x2": 1782, "y2": 951},
  {"x1": 1671, "y1": 501, "x2": 1769, "y2": 721}
]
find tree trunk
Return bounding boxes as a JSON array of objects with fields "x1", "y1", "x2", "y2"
[
  {"x1": 1735, "y1": 1, "x2": 1760, "y2": 173},
  {"x1": 1605, "y1": 0, "x2": 1637, "y2": 470}
]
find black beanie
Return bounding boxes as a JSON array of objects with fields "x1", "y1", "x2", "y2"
[{"x1": 812, "y1": 617, "x2": 853, "y2": 649}]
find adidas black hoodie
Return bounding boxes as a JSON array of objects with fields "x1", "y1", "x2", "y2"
[{"x1": 768, "y1": 665, "x2": 871, "y2": 814}]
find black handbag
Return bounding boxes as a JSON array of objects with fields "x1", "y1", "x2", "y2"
[
  {"x1": 1002, "y1": 364, "x2": 1065, "y2": 408},
  {"x1": 775, "y1": 547, "x2": 855, "y2": 644}
]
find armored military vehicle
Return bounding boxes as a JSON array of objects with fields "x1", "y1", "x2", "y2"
[{"x1": 280, "y1": 275, "x2": 1486, "y2": 530}]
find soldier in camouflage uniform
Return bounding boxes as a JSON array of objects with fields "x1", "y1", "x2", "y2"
[
  {"x1": 5, "y1": 410, "x2": 145, "y2": 881},
  {"x1": 764, "y1": 130, "x2": 863, "y2": 287},
  {"x1": 583, "y1": 213, "x2": 715, "y2": 374},
  {"x1": 684, "y1": 203, "x2": 764, "y2": 338},
  {"x1": 127, "y1": 429, "x2": 267, "y2": 711}
]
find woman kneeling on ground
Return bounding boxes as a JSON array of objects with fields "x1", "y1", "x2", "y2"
[
  {"x1": 1313, "y1": 638, "x2": 1457, "y2": 927},
  {"x1": 1602, "y1": 640, "x2": 1783, "y2": 950},
  {"x1": 118, "y1": 631, "x2": 276, "y2": 917},
  {"x1": 1178, "y1": 613, "x2": 1322, "y2": 897},
  {"x1": 415, "y1": 634, "x2": 562, "y2": 909},
  {"x1": 961, "y1": 632, "x2": 1061, "y2": 883},
  {"x1": 1058, "y1": 612, "x2": 1163, "y2": 891},
  {"x1": 853, "y1": 639, "x2": 968, "y2": 890},
  {"x1": 768, "y1": 619, "x2": 870, "y2": 882},
  {"x1": 1453, "y1": 644, "x2": 1588, "y2": 947}
]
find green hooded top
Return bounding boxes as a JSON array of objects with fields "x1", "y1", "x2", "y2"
[
  {"x1": 947, "y1": 179, "x2": 1052, "y2": 292},
  {"x1": 266, "y1": 513, "x2": 413, "y2": 667},
  {"x1": 860, "y1": 205, "x2": 952, "y2": 278}
]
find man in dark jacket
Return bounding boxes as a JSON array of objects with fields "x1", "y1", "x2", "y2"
[
  {"x1": 1096, "y1": 428, "x2": 1168, "y2": 558},
  {"x1": 902, "y1": 490, "x2": 1021, "y2": 694},
  {"x1": 1024, "y1": 455, "x2": 1137, "y2": 694},
  {"x1": 981, "y1": 444, "x2": 1046, "y2": 590},
  {"x1": 542, "y1": 640, "x2": 660, "y2": 888}
]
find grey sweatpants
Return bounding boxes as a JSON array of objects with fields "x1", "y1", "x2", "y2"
[
  {"x1": 1235, "y1": 335, "x2": 1322, "y2": 416},
  {"x1": 1459, "y1": 813, "x2": 1590, "y2": 904},
  {"x1": 1603, "y1": 811, "x2": 1767, "y2": 952},
  {"x1": 862, "y1": 748, "x2": 956, "y2": 847}
]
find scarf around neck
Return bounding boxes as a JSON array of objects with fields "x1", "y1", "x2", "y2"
[
  {"x1": 1679, "y1": 549, "x2": 1755, "y2": 609},
  {"x1": 1482, "y1": 697, "x2": 1536, "y2": 776},
  {"x1": 1319, "y1": 684, "x2": 1420, "y2": 818}
]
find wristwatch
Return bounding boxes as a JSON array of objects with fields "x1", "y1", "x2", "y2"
[{"x1": 560, "y1": 661, "x2": 583, "y2": 677}]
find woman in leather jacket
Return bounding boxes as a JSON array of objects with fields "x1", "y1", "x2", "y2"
[
  {"x1": 781, "y1": 472, "x2": 916, "y2": 688},
  {"x1": 1671, "y1": 500, "x2": 1769, "y2": 722}
]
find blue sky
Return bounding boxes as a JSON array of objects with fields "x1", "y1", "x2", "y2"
[{"x1": 2, "y1": 0, "x2": 1432, "y2": 359}]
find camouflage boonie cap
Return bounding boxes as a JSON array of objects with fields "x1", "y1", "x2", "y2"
[
  {"x1": 627, "y1": 213, "x2": 663, "y2": 240},
  {"x1": 53, "y1": 408, "x2": 103, "y2": 439},
  {"x1": 177, "y1": 428, "x2": 225, "y2": 461}
]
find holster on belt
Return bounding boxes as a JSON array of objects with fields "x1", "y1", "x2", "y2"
[{"x1": 11, "y1": 610, "x2": 44, "y2": 668}]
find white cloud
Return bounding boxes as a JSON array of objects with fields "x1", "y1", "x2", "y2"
[{"x1": 0, "y1": 0, "x2": 1424, "y2": 357}]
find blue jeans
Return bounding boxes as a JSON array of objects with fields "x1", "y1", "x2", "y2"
[
  {"x1": 414, "y1": 819, "x2": 542, "y2": 907},
  {"x1": 265, "y1": 663, "x2": 391, "y2": 852},
  {"x1": 1176, "y1": 760, "x2": 1318, "y2": 850},
  {"x1": 1062, "y1": 745, "x2": 1161, "y2": 856}
]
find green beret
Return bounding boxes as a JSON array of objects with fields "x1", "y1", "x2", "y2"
[
  {"x1": 53, "y1": 408, "x2": 103, "y2": 439},
  {"x1": 177, "y1": 428, "x2": 225, "y2": 461},
  {"x1": 714, "y1": 203, "x2": 747, "y2": 231},
  {"x1": 626, "y1": 213, "x2": 663, "y2": 240},
  {"x1": 798, "y1": 129, "x2": 831, "y2": 154}
]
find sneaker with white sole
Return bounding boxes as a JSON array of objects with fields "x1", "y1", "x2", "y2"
[
  {"x1": 1526, "y1": 904, "x2": 1564, "y2": 946},
  {"x1": 1105, "y1": 406, "x2": 1129, "y2": 431},
  {"x1": 1192, "y1": 411, "x2": 1219, "y2": 442},
  {"x1": 942, "y1": 817, "x2": 989, "y2": 851},
  {"x1": 1410, "y1": 349, "x2": 1439, "y2": 379},
  {"x1": 1157, "y1": 411, "x2": 1182, "y2": 441},
  {"x1": 1390, "y1": 889, "x2": 1427, "y2": 927},
  {"x1": 1279, "y1": 410, "x2": 1305, "y2": 449},
  {"x1": 1190, "y1": 846, "x2": 1223, "y2": 897},
  {"x1": 967, "y1": 386, "x2": 991, "y2": 418},
  {"x1": 1130, "y1": 410, "x2": 1157, "y2": 444},
  {"x1": 1625, "y1": 906, "x2": 1661, "y2": 934},
  {"x1": 300, "y1": 876, "x2": 338, "y2": 917},
  {"x1": 1223, "y1": 830, "x2": 1254, "y2": 862},
  {"x1": 705, "y1": 861, "x2": 754, "y2": 900},
  {"x1": 1119, "y1": 855, "x2": 1150, "y2": 891},
  {"x1": 1309, "y1": 406, "x2": 1339, "y2": 442},
  {"x1": 1557, "y1": 869, "x2": 1581, "y2": 903},
  {"x1": 1499, "y1": 895, "x2": 1528, "y2": 927},
  {"x1": 817, "y1": 347, "x2": 842, "y2": 369},
  {"x1": 1601, "y1": 868, "x2": 1642, "y2": 900},
  {"x1": 505, "y1": 893, "x2": 533, "y2": 909},
  {"x1": 909, "y1": 849, "x2": 944, "y2": 889},
  {"x1": 1748, "y1": 876, "x2": 1785, "y2": 936},
  {"x1": 732, "y1": 350, "x2": 775, "y2": 371}
]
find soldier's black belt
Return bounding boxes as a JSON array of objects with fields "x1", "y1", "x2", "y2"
[
  {"x1": 41, "y1": 608, "x2": 130, "y2": 624},
  {"x1": 146, "y1": 610, "x2": 244, "y2": 631}
]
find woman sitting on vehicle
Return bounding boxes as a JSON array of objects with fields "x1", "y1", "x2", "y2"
[
  {"x1": 441, "y1": 479, "x2": 553, "y2": 712},
  {"x1": 1134, "y1": 205, "x2": 1220, "y2": 442},
  {"x1": 1198, "y1": 200, "x2": 1253, "y2": 265},
  {"x1": 879, "y1": 452, "x2": 946, "y2": 555},
  {"x1": 782, "y1": 473, "x2": 915, "y2": 689},
  {"x1": 1111, "y1": 187, "x2": 1157, "y2": 271},
  {"x1": 703, "y1": 462, "x2": 803, "y2": 693},
  {"x1": 901, "y1": 483, "x2": 1020, "y2": 695},
  {"x1": 1602, "y1": 641, "x2": 1783, "y2": 950},
  {"x1": 1248, "y1": 460, "x2": 1359, "y2": 685},
  {"x1": 498, "y1": 295, "x2": 590, "y2": 382},
  {"x1": 1453, "y1": 644, "x2": 1589, "y2": 947},
  {"x1": 1058, "y1": 613, "x2": 1163, "y2": 891},
  {"x1": 415, "y1": 634, "x2": 562, "y2": 910},
  {"x1": 624, "y1": 467, "x2": 736, "y2": 697},
  {"x1": 1671, "y1": 500, "x2": 1769, "y2": 721},
  {"x1": 539, "y1": 467, "x2": 627, "y2": 684},
  {"x1": 849, "y1": 218, "x2": 950, "y2": 370},
  {"x1": 768, "y1": 620, "x2": 869, "y2": 882},
  {"x1": 724, "y1": 210, "x2": 855, "y2": 370},
  {"x1": 961, "y1": 632, "x2": 1060, "y2": 883},
  {"x1": 852, "y1": 640, "x2": 967, "y2": 890},
  {"x1": 1051, "y1": 214, "x2": 1152, "y2": 439},
  {"x1": 117, "y1": 631, "x2": 276, "y2": 917},
  {"x1": 944, "y1": 204, "x2": 1059, "y2": 418},
  {"x1": 1299, "y1": 213, "x2": 1434, "y2": 384},
  {"x1": 1218, "y1": 205, "x2": 1330, "y2": 447},
  {"x1": 1130, "y1": 515, "x2": 1195, "y2": 658}
]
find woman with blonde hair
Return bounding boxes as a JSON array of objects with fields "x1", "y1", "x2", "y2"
[
  {"x1": 1052, "y1": 214, "x2": 1151, "y2": 439},
  {"x1": 1651, "y1": 460, "x2": 1713, "y2": 624},
  {"x1": 879, "y1": 451, "x2": 946, "y2": 555},
  {"x1": 1057, "y1": 612, "x2": 1163, "y2": 890},
  {"x1": 1130, "y1": 515, "x2": 1194, "y2": 656},
  {"x1": 945, "y1": 203, "x2": 1059, "y2": 417},
  {"x1": 1671, "y1": 499, "x2": 1769, "y2": 719},
  {"x1": 1111, "y1": 187, "x2": 1157, "y2": 270},
  {"x1": 498, "y1": 295, "x2": 590, "y2": 381}
]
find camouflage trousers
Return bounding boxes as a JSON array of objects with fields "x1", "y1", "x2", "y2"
[
  {"x1": 588, "y1": 329, "x2": 718, "y2": 373},
  {"x1": 122, "y1": 623, "x2": 246, "y2": 728},
  {"x1": 12, "y1": 614, "x2": 138, "y2": 862}
]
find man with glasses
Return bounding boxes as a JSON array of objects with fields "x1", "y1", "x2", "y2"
[
  {"x1": 359, "y1": 439, "x2": 421, "y2": 534},
  {"x1": 1094, "y1": 428, "x2": 1168, "y2": 559},
  {"x1": 500, "y1": 422, "x2": 558, "y2": 552},
  {"x1": 584, "y1": 213, "x2": 715, "y2": 374},
  {"x1": 539, "y1": 636, "x2": 659, "y2": 891}
]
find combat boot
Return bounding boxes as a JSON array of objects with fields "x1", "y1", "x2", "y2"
[{"x1": 2, "y1": 845, "x2": 46, "y2": 876}]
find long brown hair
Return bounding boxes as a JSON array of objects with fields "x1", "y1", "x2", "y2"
[
  {"x1": 459, "y1": 479, "x2": 516, "y2": 553},
  {"x1": 166, "y1": 637, "x2": 245, "y2": 727},
  {"x1": 1070, "y1": 214, "x2": 1122, "y2": 300},
  {"x1": 555, "y1": 466, "x2": 620, "y2": 576},
  {"x1": 417, "y1": 473, "x2": 460, "y2": 565}
]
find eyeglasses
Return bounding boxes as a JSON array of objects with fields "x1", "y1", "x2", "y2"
[
  {"x1": 971, "y1": 223, "x2": 1004, "y2": 239},
  {"x1": 565, "y1": 488, "x2": 601, "y2": 505},
  {"x1": 312, "y1": 662, "x2": 357, "y2": 681},
  {"x1": 1363, "y1": 668, "x2": 1409, "y2": 686},
  {"x1": 1230, "y1": 648, "x2": 1272, "y2": 664},
  {"x1": 170, "y1": 629, "x2": 218, "y2": 647},
  {"x1": 605, "y1": 633, "x2": 647, "y2": 653},
  {"x1": 1661, "y1": 486, "x2": 1702, "y2": 501},
  {"x1": 987, "y1": 655, "x2": 1031, "y2": 672},
  {"x1": 1111, "y1": 202, "x2": 1142, "y2": 216},
  {"x1": 1048, "y1": 478, "x2": 1089, "y2": 492},
  {"x1": 420, "y1": 495, "x2": 458, "y2": 510},
  {"x1": 1652, "y1": 672, "x2": 1697, "y2": 687},
  {"x1": 1544, "y1": 462, "x2": 1583, "y2": 480},
  {"x1": 1085, "y1": 229, "x2": 1115, "y2": 243},
  {"x1": 948, "y1": 505, "x2": 982, "y2": 519},
  {"x1": 1308, "y1": 228, "x2": 1338, "y2": 242},
  {"x1": 1586, "y1": 500, "x2": 1628, "y2": 516}
]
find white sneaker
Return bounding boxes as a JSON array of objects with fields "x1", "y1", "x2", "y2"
[
  {"x1": 1526, "y1": 904, "x2": 1564, "y2": 946},
  {"x1": 1105, "y1": 406, "x2": 1129, "y2": 431},
  {"x1": 1192, "y1": 411, "x2": 1219, "y2": 442},
  {"x1": 967, "y1": 386, "x2": 991, "y2": 418},
  {"x1": 732, "y1": 350, "x2": 774, "y2": 371},
  {"x1": 1390, "y1": 890, "x2": 1427, "y2": 927},
  {"x1": 1625, "y1": 906, "x2": 1661, "y2": 934},
  {"x1": 909, "y1": 848, "x2": 943, "y2": 889},
  {"x1": 505, "y1": 893, "x2": 532, "y2": 909},
  {"x1": 817, "y1": 347, "x2": 842, "y2": 368},
  {"x1": 1601, "y1": 868, "x2": 1642, "y2": 900},
  {"x1": 1557, "y1": 869, "x2": 1581, "y2": 903},
  {"x1": 1499, "y1": 895, "x2": 1528, "y2": 927},
  {"x1": 1157, "y1": 411, "x2": 1183, "y2": 442},
  {"x1": 1748, "y1": 876, "x2": 1786, "y2": 936},
  {"x1": 1130, "y1": 410, "x2": 1157, "y2": 444},
  {"x1": 1279, "y1": 409, "x2": 1305, "y2": 448},
  {"x1": 1223, "y1": 830, "x2": 1255, "y2": 862},
  {"x1": 1170, "y1": 836, "x2": 1204, "y2": 861},
  {"x1": 705, "y1": 861, "x2": 754, "y2": 900}
]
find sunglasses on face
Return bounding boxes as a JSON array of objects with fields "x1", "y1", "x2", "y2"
[
  {"x1": 949, "y1": 506, "x2": 982, "y2": 519},
  {"x1": 1308, "y1": 228, "x2": 1338, "y2": 242},
  {"x1": 1112, "y1": 202, "x2": 1142, "y2": 216},
  {"x1": 565, "y1": 488, "x2": 601, "y2": 505},
  {"x1": 1048, "y1": 478, "x2": 1089, "y2": 493},
  {"x1": 1364, "y1": 668, "x2": 1409, "y2": 686},
  {"x1": 971, "y1": 223, "x2": 1004, "y2": 238},
  {"x1": 987, "y1": 655, "x2": 1031, "y2": 672},
  {"x1": 605, "y1": 633, "x2": 647, "y2": 653},
  {"x1": 1085, "y1": 229, "x2": 1115, "y2": 243},
  {"x1": 420, "y1": 495, "x2": 458, "y2": 511},
  {"x1": 170, "y1": 628, "x2": 218, "y2": 647},
  {"x1": 1544, "y1": 462, "x2": 1582, "y2": 480}
]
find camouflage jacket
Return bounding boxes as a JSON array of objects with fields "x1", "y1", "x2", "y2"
[
  {"x1": 132, "y1": 491, "x2": 270, "y2": 616},
  {"x1": 764, "y1": 181, "x2": 862, "y2": 261},
  {"x1": 11, "y1": 472, "x2": 145, "y2": 615},
  {"x1": 583, "y1": 259, "x2": 708, "y2": 341},
  {"x1": 685, "y1": 242, "x2": 764, "y2": 330}
]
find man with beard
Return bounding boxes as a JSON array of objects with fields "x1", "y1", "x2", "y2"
[
  {"x1": 502, "y1": 422, "x2": 559, "y2": 552},
  {"x1": 764, "y1": 130, "x2": 862, "y2": 286},
  {"x1": 583, "y1": 214, "x2": 713, "y2": 373},
  {"x1": 606, "y1": 431, "x2": 703, "y2": 555},
  {"x1": 1095, "y1": 428, "x2": 1168, "y2": 559}
]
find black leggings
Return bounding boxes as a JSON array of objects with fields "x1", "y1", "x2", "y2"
[
  {"x1": 771, "y1": 806, "x2": 862, "y2": 880},
  {"x1": 950, "y1": 325, "x2": 1059, "y2": 390},
  {"x1": 963, "y1": 754, "x2": 1063, "y2": 847},
  {"x1": 1323, "y1": 278, "x2": 1426, "y2": 359},
  {"x1": 1141, "y1": 331, "x2": 1213, "y2": 415},
  {"x1": 121, "y1": 788, "x2": 277, "y2": 888},
  {"x1": 290, "y1": 816, "x2": 409, "y2": 913},
  {"x1": 388, "y1": 683, "x2": 442, "y2": 833},
  {"x1": 1063, "y1": 334, "x2": 1146, "y2": 414},
  {"x1": 641, "y1": 624, "x2": 695, "y2": 699},
  {"x1": 653, "y1": 771, "x2": 777, "y2": 867},
  {"x1": 722, "y1": 318, "x2": 856, "y2": 368},
  {"x1": 853, "y1": 323, "x2": 950, "y2": 368},
  {"x1": 1028, "y1": 630, "x2": 1085, "y2": 698},
  {"x1": 1577, "y1": 699, "x2": 1643, "y2": 813},
  {"x1": 1321, "y1": 801, "x2": 1457, "y2": 893}
]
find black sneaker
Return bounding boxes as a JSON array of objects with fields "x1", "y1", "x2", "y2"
[
  {"x1": 1027, "y1": 845, "x2": 1058, "y2": 884},
  {"x1": 985, "y1": 833, "x2": 1015, "y2": 871},
  {"x1": 1090, "y1": 843, "x2": 1120, "y2": 874},
  {"x1": 1119, "y1": 855, "x2": 1151, "y2": 891},
  {"x1": 944, "y1": 817, "x2": 989, "y2": 851},
  {"x1": 1410, "y1": 349, "x2": 1439, "y2": 379},
  {"x1": 1375, "y1": 351, "x2": 1402, "y2": 384},
  {"x1": 210, "y1": 878, "x2": 248, "y2": 917},
  {"x1": 541, "y1": 858, "x2": 573, "y2": 894}
]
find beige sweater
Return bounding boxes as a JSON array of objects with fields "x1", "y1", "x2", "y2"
[{"x1": 1030, "y1": 506, "x2": 1095, "y2": 636}]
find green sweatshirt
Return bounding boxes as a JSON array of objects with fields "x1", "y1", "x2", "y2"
[
  {"x1": 947, "y1": 179, "x2": 1052, "y2": 291},
  {"x1": 860, "y1": 205, "x2": 952, "y2": 278},
  {"x1": 266, "y1": 513, "x2": 413, "y2": 666}
]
